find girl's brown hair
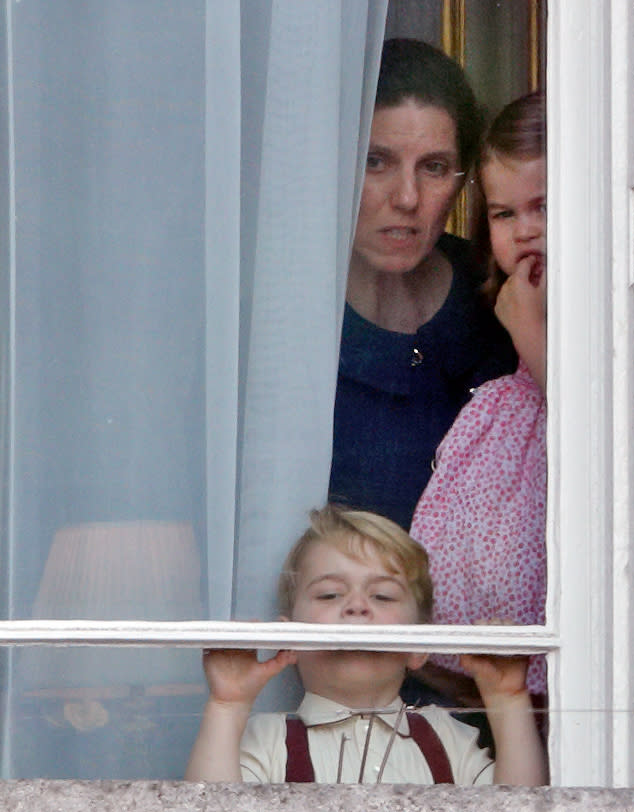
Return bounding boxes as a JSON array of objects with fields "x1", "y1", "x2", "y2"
[{"x1": 472, "y1": 92, "x2": 546, "y2": 305}]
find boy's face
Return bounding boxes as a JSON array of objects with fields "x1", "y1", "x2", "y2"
[
  {"x1": 284, "y1": 537, "x2": 427, "y2": 706},
  {"x1": 289, "y1": 539, "x2": 421, "y2": 625}
]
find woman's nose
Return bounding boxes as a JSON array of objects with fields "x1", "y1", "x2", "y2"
[{"x1": 390, "y1": 169, "x2": 419, "y2": 210}]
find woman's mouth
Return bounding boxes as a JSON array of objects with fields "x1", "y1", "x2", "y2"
[{"x1": 380, "y1": 226, "x2": 418, "y2": 242}]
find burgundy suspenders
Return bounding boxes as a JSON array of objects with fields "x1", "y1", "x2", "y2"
[
  {"x1": 285, "y1": 718, "x2": 316, "y2": 782},
  {"x1": 285, "y1": 713, "x2": 454, "y2": 783},
  {"x1": 406, "y1": 712, "x2": 454, "y2": 783}
]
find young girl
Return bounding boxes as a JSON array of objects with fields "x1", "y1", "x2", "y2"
[{"x1": 409, "y1": 92, "x2": 547, "y2": 704}]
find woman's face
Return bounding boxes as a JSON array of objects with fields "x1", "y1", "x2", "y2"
[{"x1": 352, "y1": 101, "x2": 462, "y2": 275}]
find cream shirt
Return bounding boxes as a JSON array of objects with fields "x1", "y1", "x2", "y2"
[{"x1": 240, "y1": 692, "x2": 494, "y2": 784}]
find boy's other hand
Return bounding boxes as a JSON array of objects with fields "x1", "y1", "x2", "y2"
[{"x1": 459, "y1": 653, "x2": 529, "y2": 706}]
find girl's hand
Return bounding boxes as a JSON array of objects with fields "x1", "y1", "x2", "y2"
[
  {"x1": 495, "y1": 255, "x2": 547, "y2": 392},
  {"x1": 495, "y1": 254, "x2": 546, "y2": 335},
  {"x1": 202, "y1": 647, "x2": 297, "y2": 709}
]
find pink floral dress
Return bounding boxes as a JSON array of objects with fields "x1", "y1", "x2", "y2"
[{"x1": 410, "y1": 361, "x2": 547, "y2": 695}]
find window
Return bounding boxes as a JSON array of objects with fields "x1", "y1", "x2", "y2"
[{"x1": 0, "y1": 0, "x2": 632, "y2": 787}]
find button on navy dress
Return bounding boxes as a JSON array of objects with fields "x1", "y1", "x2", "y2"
[{"x1": 329, "y1": 233, "x2": 517, "y2": 530}]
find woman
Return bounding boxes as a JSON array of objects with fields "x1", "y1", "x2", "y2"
[{"x1": 329, "y1": 39, "x2": 516, "y2": 530}]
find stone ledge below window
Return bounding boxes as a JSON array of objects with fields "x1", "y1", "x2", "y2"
[{"x1": 1, "y1": 782, "x2": 634, "y2": 811}]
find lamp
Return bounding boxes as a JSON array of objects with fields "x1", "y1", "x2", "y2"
[
  {"x1": 32, "y1": 520, "x2": 203, "y2": 621},
  {"x1": 21, "y1": 520, "x2": 205, "y2": 693}
]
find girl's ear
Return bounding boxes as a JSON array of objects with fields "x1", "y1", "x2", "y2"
[{"x1": 406, "y1": 652, "x2": 428, "y2": 672}]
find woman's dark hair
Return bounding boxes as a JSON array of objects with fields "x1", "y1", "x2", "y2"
[
  {"x1": 473, "y1": 92, "x2": 546, "y2": 304},
  {"x1": 376, "y1": 38, "x2": 484, "y2": 173}
]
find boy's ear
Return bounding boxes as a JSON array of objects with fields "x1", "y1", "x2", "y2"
[{"x1": 406, "y1": 652, "x2": 428, "y2": 672}]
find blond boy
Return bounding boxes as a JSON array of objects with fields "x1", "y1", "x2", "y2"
[{"x1": 186, "y1": 505, "x2": 546, "y2": 784}]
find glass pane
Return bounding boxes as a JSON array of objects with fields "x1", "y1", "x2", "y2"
[
  {"x1": 8, "y1": 1, "x2": 207, "y2": 623},
  {"x1": 7, "y1": 646, "x2": 204, "y2": 777},
  {"x1": 0, "y1": 0, "x2": 558, "y2": 783},
  {"x1": 0, "y1": 643, "x2": 557, "y2": 779}
]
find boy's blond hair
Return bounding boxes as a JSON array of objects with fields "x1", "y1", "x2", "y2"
[{"x1": 278, "y1": 503, "x2": 433, "y2": 621}]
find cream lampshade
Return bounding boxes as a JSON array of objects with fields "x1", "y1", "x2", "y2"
[
  {"x1": 32, "y1": 520, "x2": 203, "y2": 621},
  {"x1": 21, "y1": 520, "x2": 204, "y2": 691}
]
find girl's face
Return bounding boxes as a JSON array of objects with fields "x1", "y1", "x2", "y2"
[{"x1": 480, "y1": 154, "x2": 546, "y2": 277}]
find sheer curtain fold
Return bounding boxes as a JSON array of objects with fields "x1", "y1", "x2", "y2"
[
  {"x1": 235, "y1": 0, "x2": 387, "y2": 622},
  {"x1": 3, "y1": 0, "x2": 387, "y2": 778},
  {"x1": 204, "y1": 0, "x2": 242, "y2": 619}
]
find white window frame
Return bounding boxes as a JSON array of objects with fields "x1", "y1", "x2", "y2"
[
  {"x1": 545, "y1": 0, "x2": 632, "y2": 789},
  {"x1": 1, "y1": 0, "x2": 632, "y2": 789}
]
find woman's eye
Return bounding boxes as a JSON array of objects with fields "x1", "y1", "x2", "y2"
[
  {"x1": 492, "y1": 209, "x2": 514, "y2": 220},
  {"x1": 422, "y1": 160, "x2": 449, "y2": 178},
  {"x1": 366, "y1": 153, "x2": 384, "y2": 171}
]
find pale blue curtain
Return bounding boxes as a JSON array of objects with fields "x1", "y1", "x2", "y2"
[{"x1": 0, "y1": 0, "x2": 387, "y2": 779}]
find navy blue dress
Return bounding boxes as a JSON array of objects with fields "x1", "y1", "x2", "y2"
[{"x1": 328, "y1": 233, "x2": 517, "y2": 530}]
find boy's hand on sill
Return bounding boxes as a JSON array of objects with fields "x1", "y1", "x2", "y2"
[{"x1": 202, "y1": 647, "x2": 297, "y2": 710}]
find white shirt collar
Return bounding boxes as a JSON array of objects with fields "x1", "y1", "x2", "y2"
[{"x1": 296, "y1": 692, "x2": 411, "y2": 736}]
